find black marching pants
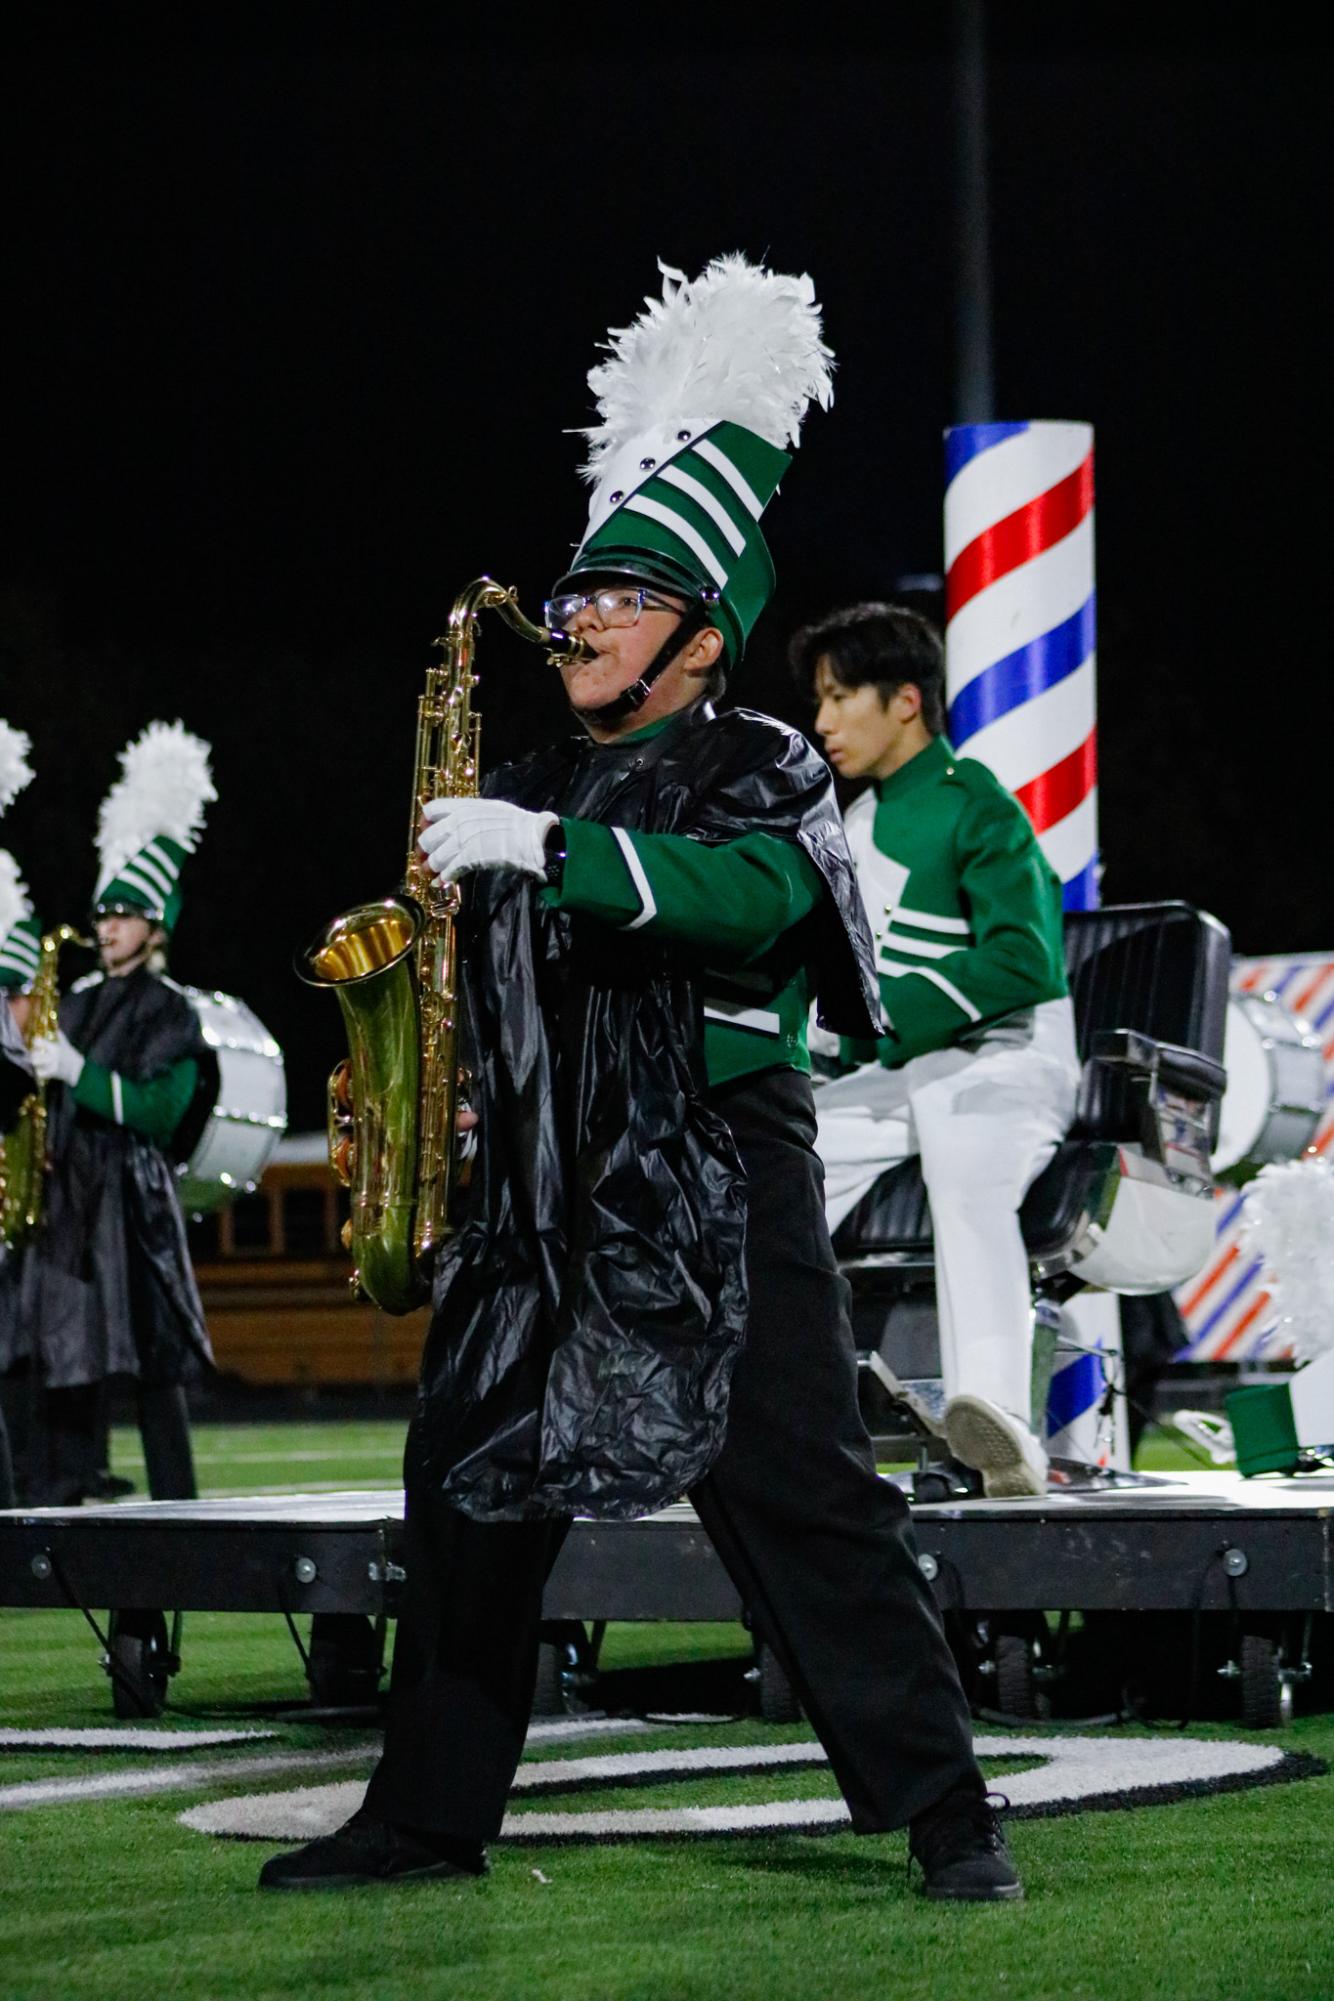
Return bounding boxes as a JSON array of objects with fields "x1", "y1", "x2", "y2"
[
  {"x1": 364, "y1": 1069, "x2": 980, "y2": 1840},
  {"x1": 7, "y1": 1372, "x2": 197, "y2": 1506}
]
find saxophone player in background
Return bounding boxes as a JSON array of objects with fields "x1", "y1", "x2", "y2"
[
  {"x1": 0, "y1": 718, "x2": 41, "y2": 1506},
  {"x1": 261, "y1": 259, "x2": 1023, "y2": 1904},
  {"x1": 3, "y1": 725, "x2": 220, "y2": 1507}
]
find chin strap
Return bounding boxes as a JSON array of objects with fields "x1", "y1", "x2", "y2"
[{"x1": 576, "y1": 593, "x2": 720, "y2": 727}]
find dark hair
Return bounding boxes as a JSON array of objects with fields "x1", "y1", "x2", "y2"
[{"x1": 788, "y1": 602, "x2": 947, "y2": 735}]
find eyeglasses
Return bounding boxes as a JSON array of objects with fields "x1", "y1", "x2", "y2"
[{"x1": 544, "y1": 586, "x2": 684, "y2": 631}]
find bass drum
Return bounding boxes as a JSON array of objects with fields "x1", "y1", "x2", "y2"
[
  {"x1": 176, "y1": 986, "x2": 287, "y2": 1214},
  {"x1": 1212, "y1": 992, "x2": 1325, "y2": 1183}
]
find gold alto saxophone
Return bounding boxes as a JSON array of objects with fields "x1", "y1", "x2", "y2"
[
  {"x1": 299, "y1": 577, "x2": 590, "y2": 1314},
  {"x1": 0, "y1": 926, "x2": 91, "y2": 1247}
]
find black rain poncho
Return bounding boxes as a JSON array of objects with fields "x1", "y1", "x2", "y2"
[
  {"x1": 414, "y1": 701, "x2": 882, "y2": 1522},
  {"x1": 0, "y1": 1003, "x2": 33, "y2": 1132},
  {"x1": 1, "y1": 968, "x2": 219, "y2": 1387}
]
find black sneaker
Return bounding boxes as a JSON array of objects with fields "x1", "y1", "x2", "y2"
[
  {"x1": 909, "y1": 1789, "x2": 1023, "y2": 1902},
  {"x1": 258, "y1": 1814, "x2": 488, "y2": 1892},
  {"x1": 87, "y1": 1470, "x2": 137, "y2": 1501}
]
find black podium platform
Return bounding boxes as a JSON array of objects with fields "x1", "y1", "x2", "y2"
[{"x1": 2, "y1": 1472, "x2": 1330, "y2": 1625}]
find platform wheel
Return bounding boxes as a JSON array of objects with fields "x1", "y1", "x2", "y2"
[
  {"x1": 105, "y1": 1610, "x2": 172, "y2": 1718},
  {"x1": 531, "y1": 1640, "x2": 570, "y2": 1718},
  {"x1": 1239, "y1": 1633, "x2": 1292, "y2": 1729},
  {"x1": 994, "y1": 1630, "x2": 1050, "y2": 1722},
  {"x1": 757, "y1": 1643, "x2": 802, "y2": 1724}
]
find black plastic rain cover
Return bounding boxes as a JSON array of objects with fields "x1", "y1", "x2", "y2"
[{"x1": 415, "y1": 703, "x2": 883, "y2": 1521}]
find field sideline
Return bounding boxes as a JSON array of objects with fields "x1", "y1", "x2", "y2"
[{"x1": 1, "y1": 1419, "x2": 1331, "y2": 2001}]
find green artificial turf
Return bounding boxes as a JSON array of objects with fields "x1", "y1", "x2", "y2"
[{"x1": 2, "y1": 1419, "x2": 1331, "y2": 2001}]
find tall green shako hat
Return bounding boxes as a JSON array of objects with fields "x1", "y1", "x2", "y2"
[
  {"x1": 94, "y1": 721, "x2": 216, "y2": 934},
  {"x1": 554, "y1": 255, "x2": 834, "y2": 669},
  {"x1": 0, "y1": 720, "x2": 40, "y2": 993}
]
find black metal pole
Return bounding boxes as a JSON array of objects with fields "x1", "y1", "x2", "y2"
[{"x1": 952, "y1": 0, "x2": 995, "y2": 423}]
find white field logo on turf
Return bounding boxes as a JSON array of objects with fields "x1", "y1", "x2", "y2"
[{"x1": 179, "y1": 1725, "x2": 1299, "y2": 1844}]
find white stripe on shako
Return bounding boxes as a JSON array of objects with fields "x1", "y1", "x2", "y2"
[
  {"x1": 692, "y1": 437, "x2": 764, "y2": 520},
  {"x1": 113, "y1": 864, "x2": 168, "y2": 910},
  {"x1": 657, "y1": 463, "x2": 748, "y2": 555},
  {"x1": 622, "y1": 495, "x2": 729, "y2": 589},
  {"x1": 127, "y1": 846, "x2": 177, "y2": 900}
]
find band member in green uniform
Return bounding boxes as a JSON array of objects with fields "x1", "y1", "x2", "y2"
[
  {"x1": 262, "y1": 259, "x2": 1021, "y2": 1903},
  {"x1": 794, "y1": 603, "x2": 1079, "y2": 1495},
  {"x1": 14, "y1": 724, "x2": 220, "y2": 1505}
]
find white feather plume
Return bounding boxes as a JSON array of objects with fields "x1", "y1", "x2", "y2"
[
  {"x1": 0, "y1": 850, "x2": 33, "y2": 942},
  {"x1": 0, "y1": 720, "x2": 35, "y2": 817},
  {"x1": 97, "y1": 721, "x2": 217, "y2": 886},
  {"x1": 1240, "y1": 1157, "x2": 1334, "y2": 1361},
  {"x1": 580, "y1": 255, "x2": 834, "y2": 481}
]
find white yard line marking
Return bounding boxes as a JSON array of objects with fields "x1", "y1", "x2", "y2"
[
  {"x1": 196, "y1": 1482, "x2": 400, "y2": 1500},
  {"x1": 109, "y1": 1448, "x2": 404, "y2": 1470},
  {"x1": 0, "y1": 1715, "x2": 651, "y2": 1813},
  {"x1": 0, "y1": 1745, "x2": 377, "y2": 1812},
  {"x1": 0, "y1": 1727, "x2": 276, "y2": 1752}
]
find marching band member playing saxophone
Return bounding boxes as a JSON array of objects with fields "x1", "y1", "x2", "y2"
[
  {"x1": 9, "y1": 724, "x2": 220, "y2": 1506},
  {"x1": 0, "y1": 723, "x2": 39, "y2": 1138},
  {"x1": 0, "y1": 719, "x2": 40, "y2": 1506},
  {"x1": 262, "y1": 259, "x2": 1021, "y2": 1902}
]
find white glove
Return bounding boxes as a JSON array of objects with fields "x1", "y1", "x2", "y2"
[
  {"x1": 29, "y1": 1031, "x2": 85, "y2": 1088},
  {"x1": 419, "y1": 798, "x2": 558, "y2": 883}
]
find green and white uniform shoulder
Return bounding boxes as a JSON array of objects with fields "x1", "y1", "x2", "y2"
[
  {"x1": 846, "y1": 735, "x2": 1068, "y2": 1068},
  {"x1": 67, "y1": 971, "x2": 200, "y2": 1145},
  {"x1": 542, "y1": 717, "x2": 824, "y2": 1088}
]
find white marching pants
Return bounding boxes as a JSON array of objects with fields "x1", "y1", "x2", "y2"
[{"x1": 815, "y1": 999, "x2": 1080, "y2": 1424}]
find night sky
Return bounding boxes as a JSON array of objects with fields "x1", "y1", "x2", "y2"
[{"x1": 3, "y1": 13, "x2": 1326, "y2": 1130}]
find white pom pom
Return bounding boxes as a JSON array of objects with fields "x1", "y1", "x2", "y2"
[
  {"x1": 580, "y1": 254, "x2": 834, "y2": 482},
  {"x1": 97, "y1": 721, "x2": 217, "y2": 886},
  {"x1": 1240, "y1": 1157, "x2": 1334, "y2": 1361},
  {"x1": 0, "y1": 849, "x2": 33, "y2": 941},
  {"x1": 0, "y1": 720, "x2": 35, "y2": 817}
]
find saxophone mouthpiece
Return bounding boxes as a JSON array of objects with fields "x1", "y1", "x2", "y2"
[{"x1": 545, "y1": 629, "x2": 596, "y2": 667}]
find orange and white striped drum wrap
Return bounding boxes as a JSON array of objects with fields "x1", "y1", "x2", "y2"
[{"x1": 1176, "y1": 956, "x2": 1334, "y2": 1361}]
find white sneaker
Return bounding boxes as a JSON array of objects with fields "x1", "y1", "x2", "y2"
[{"x1": 943, "y1": 1395, "x2": 1048, "y2": 1498}]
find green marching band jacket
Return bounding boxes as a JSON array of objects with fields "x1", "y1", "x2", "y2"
[
  {"x1": 841, "y1": 735, "x2": 1069, "y2": 1068},
  {"x1": 412, "y1": 699, "x2": 884, "y2": 1523}
]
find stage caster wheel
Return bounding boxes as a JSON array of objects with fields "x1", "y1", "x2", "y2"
[
  {"x1": 912, "y1": 1458, "x2": 984, "y2": 1504},
  {"x1": 105, "y1": 1610, "x2": 174, "y2": 1718},
  {"x1": 1239, "y1": 1633, "x2": 1293, "y2": 1729},
  {"x1": 756, "y1": 1643, "x2": 801, "y2": 1724},
  {"x1": 531, "y1": 1622, "x2": 593, "y2": 1718},
  {"x1": 306, "y1": 1613, "x2": 384, "y2": 1709},
  {"x1": 531, "y1": 1640, "x2": 570, "y2": 1718},
  {"x1": 994, "y1": 1631, "x2": 1050, "y2": 1722}
]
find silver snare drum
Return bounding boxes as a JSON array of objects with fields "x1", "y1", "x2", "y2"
[
  {"x1": 176, "y1": 986, "x2": 287, "y2": 1212},
  {"x1": 1212, "y1": 991, "x2": 1325, "y2": 1183}
]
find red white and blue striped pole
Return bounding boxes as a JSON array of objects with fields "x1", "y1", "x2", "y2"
[
  {"x1": 943, "y1": 421, "x2": 1098, "y2": 909},
  {"x1": 942, "y1": 422, "x2": 1120, "y2": 1464}
]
